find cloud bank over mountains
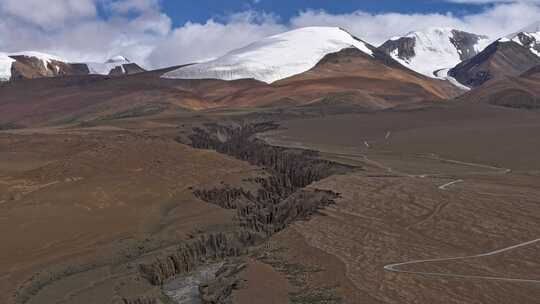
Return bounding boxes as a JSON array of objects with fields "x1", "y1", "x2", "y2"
[{"x1": 0, "y1": 0, "x2": 539, "y2": 69}]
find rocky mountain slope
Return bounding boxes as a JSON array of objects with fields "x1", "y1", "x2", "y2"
[
  {"x1": 163, "y1": 27, "x2": 374, "y2": 83},
  {"x1": 449, "y1": 22, "x2": 540, "y2": 87},
  {"x1": 0, "y1": 52, "x2": 145, "y2": 81},
  {"x1": 379, "y1": 27, "x2": 490, "y2": 78},
  {"x1": 8, "y1": 52, "x2": 89, "y2": 81},
  {"x1": 457, "y1": 65, "x2": 540, "y2": 108}
]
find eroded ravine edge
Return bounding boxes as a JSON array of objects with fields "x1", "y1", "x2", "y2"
[{"x1": 133, "y1": 121, "x2": 358, "y2": 303}]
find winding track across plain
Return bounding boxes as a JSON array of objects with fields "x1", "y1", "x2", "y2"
[
  {"x1": 438, "y1": 179, "x2": 463, "y2": 190},
  {"x1": 384, "y1": 238, "x2": 540, "y2": 283},
  {"x1": 259, "y1": 130, "x2": 538, "y2": 284}
]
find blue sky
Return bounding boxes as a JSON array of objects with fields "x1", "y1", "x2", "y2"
[{"x1": 161, "y1": 0, "x2": 487, "y2": 27}]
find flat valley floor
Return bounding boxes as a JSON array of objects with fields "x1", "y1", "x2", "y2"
[{"x1": 2, "y1": 101, "x2": 540, "y2": 304}]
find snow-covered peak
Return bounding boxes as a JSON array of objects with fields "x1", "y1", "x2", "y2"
[
  {"x1": 0, "y1": 51, "x2": 67, "y2": 81},
  {"x1": 163, "y1": 26, "x2": 374, "y2": 84},
  {"x1": 380, "y1": 28, "x2": 490, "y2": 78},
  {"x1": 106, "y1": 55, "x2": 130, "y2": 63},
  {"x1": 86, "y1": 56, "x2": 130, "y2": 75},
  {"x1": 502, "y1": 22, "x2": 540, "y2": 57},
  {"x1": 403, "y1": 27, "x2": 454, "y2": 38}
]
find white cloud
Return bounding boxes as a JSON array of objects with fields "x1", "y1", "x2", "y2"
[
  {"x1": 290, "y1": 2, "x2": 540, "y2": 45},
  {"x1": 146, "y1": 12, "x2": 286, "y2": 68},
  {"x1": 291, "y1": 11, "x2": 464, "y2": 46},
  {"x1": 0, "y1": 2, "x2": 285, "y2": 68},
  {"x1": 0, "y1": 1, "x2": 538, "y2": 69},
  {"x1": 0, "y1": 0, "x2": 171, "y2": 66},
  {"x1": 108, "y1": 0, "x2": 160, "y2": 14},
  {"x1": 0, "y1": 0, "x2": 97, "y2": 29}
]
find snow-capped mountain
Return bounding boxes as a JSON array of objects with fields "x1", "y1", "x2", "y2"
[
  {"x1": 163, "y1": 27, "x2": 374, "y2": 84},
  {"x1": 10, "y1": 51, "x2": 67, "y2": 66},
  {"x1": 86, "y1": 55, "x2": 130, "y2": 75},
  {"x1": 8, "y1": 51, "x2": 86, "y2": 81},
  {"x1": 379, "y1": 28, "x2": 490, "y2": 78},
  {"x1": 9, "y1": 51, "x2": 68, "y2": 69},
  {"x1": 501, "y1": 22, "x2": 540, "y2": 57},
  {"x1": 0, "y1": 52, "x2": 145, "y2": 81},
  {"x1": 85, "y1": 55, "x2": 144, "y2": 76},
  {"x1": 449, "y1": 22, "x2": 540, "y2": 87}
]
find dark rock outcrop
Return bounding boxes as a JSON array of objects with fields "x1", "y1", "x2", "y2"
[
  {"x1": 194, "y1": 187, "x2": 253, "y2": 210},
  {"x1": 109, "y1": 63, "x2": 146, "y2": 76},
  {"x1": 188, "y1": 122, "x2": 351, "y2": 191},
  {"x1": 450, "y1": 30, "x2": 489, "y2": 61},
  {"x1": 187, "y1": 122, "x2": 346, "y2": 236},
  {"x1": 379, "y1": 37, "x2": 416, "y2": 62},
  {"x1": 514, "y1": 32, "x2": 540, "y2": 54},
  {"x1": 122, "y1": 297, "x2": 158, "y2": 304}
]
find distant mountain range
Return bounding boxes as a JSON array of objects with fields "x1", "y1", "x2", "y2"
[
  {"x1": 0, "y1": 52, "x2": 144, "y2": 82},
  {"x1": 164, "y1": 23, "x2": 540, "y2": 90},
  {"x1": 2, "y1": 23, "x2": 540, "y2": 92},
  {"x1": 0, "y1": 27, "x2": 464, "y2": 128}
]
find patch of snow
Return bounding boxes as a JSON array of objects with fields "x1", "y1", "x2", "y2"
[
  {"x1": 504, "y1": 21, "x2": 540, "y2": 57},
  {"x1": 0, "y1": 53, "x2": 15, "y2": 81},
  {"x1": 513, "y1": 35, "x2": 525, "y2": 46},
  {"x1": 0, "y1": 51, "x2": 67, "y2": 80},
  {"x1": 107, "y1": 55, "x2": 129, "y2": 63},
  {"x1": 85, "y1": 56, "x2": 130, "y2": 75},
  {"x1": 474, "y1": 40, "x2": 490, "y2": 53},
  {"x1": 195, "y1": 56, "x2": 218, "y2": 64},
  {"x1": 163, "y1": 27, "x2": 374, "y2": 84},
  {"x1": 10, "y1": 51, "x2": 67, "y2": 67},
  {"x1": 435, "y1": 68, "x2": 470, "y2": 91},
  {"x1": 388, "y1": 27, "x2": 490, "y2": 78}
]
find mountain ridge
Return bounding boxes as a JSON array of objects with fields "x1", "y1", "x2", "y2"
[
  {"x1": 379, "y1": 27, "x2": 490, "y2": 79},
  {"x1": 163, "y1": 27, "x2": 375, "y2": 84},
  {"x1": 0, "y1": 52, "x2": 145, "y2": 81},
  {"x1": 449, "y1": 22, "x2": 540, "y2": 87}
]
